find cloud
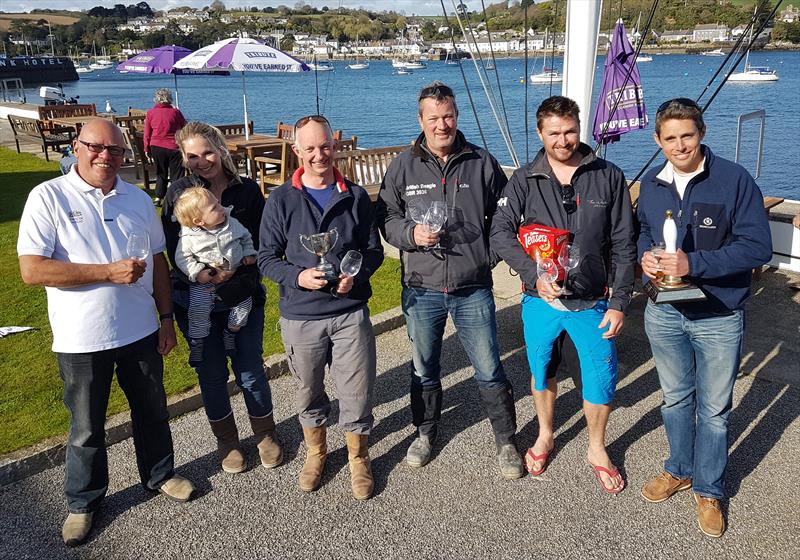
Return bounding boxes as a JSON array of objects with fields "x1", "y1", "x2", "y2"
[{"x1": 4, "y1": 1, "x2": 446, "y2": 16}]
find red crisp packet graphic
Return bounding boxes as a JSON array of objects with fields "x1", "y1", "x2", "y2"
[{"x1": 518, "y1": 223, "x2": 570, "y2": 282}]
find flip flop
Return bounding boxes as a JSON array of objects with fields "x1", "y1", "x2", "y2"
[
  {"x1": 588, "y1": 462, "x2": 625, "y2": 494},
  {"x1": 525, "y1": 446, "x2": 554, "y2": 476}
]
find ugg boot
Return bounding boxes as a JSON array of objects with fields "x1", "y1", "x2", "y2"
[
  {"x1": 299, "y1": 426, "x2": 327, "y2": 492},
  {"x1": 346, "y1": 432, "x2": 374, "y2": 500},
  {"x1": 249, "y1": 414, "x2": 283, "y2": 468},
  {"x1": 209, "y1": 413, "x2": 246, "y2": 474}
]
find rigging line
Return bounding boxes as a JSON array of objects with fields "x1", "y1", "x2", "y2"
[
  {"x1": 479, "y1": 0, "x2": 515, "y2": 154},
  {"x1": 626, "y1": 0, "x2": 783, "y2": 187},
  {"x1": 439, "y1": 0, "x2": 488, "y2": 151},
  {"x1": 524, "y1": 1, "x2": 529, "y2": 163},
  {"x1": 593, "y1": 0, "x2": 660, "y2": 152},
  {"x1": 549, "y1": 0, "x2": 560, "y2": 98},
  {"x1": 452, "y1": 0, "x2": 519, "y2": 166},
  {"x1": 314, "y1": 66, "x2": 320, "y2": 115}
]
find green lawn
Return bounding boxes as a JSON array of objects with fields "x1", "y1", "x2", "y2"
[{"x1": 0, "y1": 147, "x2": 402, "y2": 454}]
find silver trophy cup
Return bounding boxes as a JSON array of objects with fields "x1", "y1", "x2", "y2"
[{"x1": 300, "y1": 228, "x2": 339, "y2": 281}]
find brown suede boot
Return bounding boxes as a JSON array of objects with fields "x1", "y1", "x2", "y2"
[
  {"x1": 249, "y1": 414, "x2": 283, "y2": 468},
  {"x1": 345, "y1": 432, "x2": 374, "y2": 500},
  {"x1": 209, "y1": 413, "x2": 246, "y2": 474},
  {"x1": 298, "y1": 426, "x2": 327, "y2": 492}
]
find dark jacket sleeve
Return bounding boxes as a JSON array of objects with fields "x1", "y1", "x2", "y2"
[
  {"x1": 353, "y1": 188, "x2": 384, "y2": 287},
  {"x1": 687, "y1": 172, "x2": 772, "y2": 278},
  {"x1": 257, "y1": 191, "x2": 305, "y2": 288},
  {"x1": 376, "y1": 157, "x2": 417, "y2": 252},
  {"x1": 240, "y1": 178, "x2": 266, "y2": 250},
  {"x1": 489, "y1": 169, "x2": 538, "y2": 286},
  {"x1": 607, "y1": 169, "x2": 637, "y2": 313},
  {"x1": 485, "y1": 154, "x2": 509, "y2": 268}
]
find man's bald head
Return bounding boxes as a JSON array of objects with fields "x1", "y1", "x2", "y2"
[{"x1": 73, "y1": 118, "x2": 126, "y2": 193}]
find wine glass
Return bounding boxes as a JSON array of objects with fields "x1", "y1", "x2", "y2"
[
  {"x1": 424, "y1": 201, "x2": 447, "y2": 250},
  {"x1": 407, "y1": 199, "x2": 429, "y2": 225},
  {"x1": 537, "y1": 257, "x2": 559, "y2": 287},
  {"x1": 340, "y1": 250, "x2": 363, "y2": 278},
  {"x1": 650, "y1": 241, "x2": 666, "y2": 282},
  {"x1": 558, "y1": 243, "x2": 580, "y2": 295},
  {"x1": 126, "y1": 232, "x2": 150, "y2": 261},
  {"x1": 126, "y1": 232, "x2": 149, "y2": 286}
]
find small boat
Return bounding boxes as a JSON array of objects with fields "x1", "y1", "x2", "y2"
[
  {"x1": 75, "y1": 66, "x2": 92, "y2": 74},
  {"x1": 404, "y1": 61, "x2": 427, "y2": 69},
  {"x1": 702, "y1": 48, "x2": 726, "y2": 57},
  {"x1": 391, "y1": 59, "x2": 407, "y2": 69},
  {"x1": 530, "y1": 68, "x2": 563, "y2": 84},
  {"x1": 727, "y1": 7, "x2": 779, "y2": 83},
  {"x1": 636, "y1": 54, "x2": 653, "y2": 63},
  {"x1": 396, "y1": 68, "x2": 412, "y2": 75},
  {"x1": 348, "y1": 62, "x2": 369, "y2": 70},
  {"x1": 308, "y1": 61, "x2": 334, "y2": 72}
]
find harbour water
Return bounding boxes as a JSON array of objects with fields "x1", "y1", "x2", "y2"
[{"x1": 22, "y1": 50, "x2": 800, "y2": 198}]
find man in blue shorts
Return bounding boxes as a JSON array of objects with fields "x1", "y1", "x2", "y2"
[{"x1": 490, "y1": 96, "x2": 636, "y2": 493}]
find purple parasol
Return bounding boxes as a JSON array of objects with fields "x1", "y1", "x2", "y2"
[
  {"x1": 116, "y1": 45, "x2": 192, "y2": 74},
  {"x1": 592, "y1": 19, "x2": 648, "y2": 145}
]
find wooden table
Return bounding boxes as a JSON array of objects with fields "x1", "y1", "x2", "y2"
[{"x1": 224, "y1": 134, "x2": 289, "y2": 178}]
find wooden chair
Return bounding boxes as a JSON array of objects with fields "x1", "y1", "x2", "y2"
[
  {"x1": 332, "y1": 145, "x2": 409, "y2": 201},
  {"x1": 7, "y1": 115, "x2": 75, "y2": 161},
  {"x1": 125, "y1": 130, "x2": 155, "y2": 191},
  {"x1": 113, "y1": 114, "x2": 146, "y2": 133},
  {"x1": 276, "y1": 121, "x2": 295, "y2": 141},
  {"x1": 255, "y1": 141, "x2": 298, "y2": 197},
  {"x1": 335, "y1": 136, "x2": 358, "y2": 152},
  {"x1": 216, "y1": 122, "x2": 255, "y2": 137}
]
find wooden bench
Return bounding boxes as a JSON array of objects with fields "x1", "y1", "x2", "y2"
[
  {"x1": 216, "y1": 122, "x2": 254, "y2": 137},
  {"x1": 7, "y1": 115, "x2": 75, "y2": 161},
  {"x1": 38, "y1": 103, "x2": 96, "y2": 123},
  {"x1": 333, "y1": 145, "x2": 409, "y2": 201},
  {"x1": 128, "y1": 107, "x2": 147, "y2": 117}
]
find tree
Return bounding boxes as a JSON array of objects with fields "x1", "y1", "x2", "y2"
[
  {"x1": 209, "y1": 0, "x2": 226, "y2": 13},
  {"x1": 280, "y1": 34, "x2": 296, "y2": 51}
]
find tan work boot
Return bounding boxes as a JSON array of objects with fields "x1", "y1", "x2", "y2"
[
  {"x1": 158, "y1": 475, "x2": 195, "y2": 502},
  {"x1": 694, "y1": 493, "x2": 726, "y2": 538},
  {"x1": 345, "y1": 432, "x2": 374, "y2": 500},
  {"x1": 209, "y1": 413, "x2": 246, "y2": 473},
  {"x1": 250, "y1": 414, "x2": 283, "y2": 468},
  {"x1": 641, "y1": 471, "x2": 692, "y2": 503},
  {"x1": 62, "y1": 512, "x2": 94, "y2": 547},
  {"x1": 299, "y1": 426, "x2": 327, "y2": 492}
]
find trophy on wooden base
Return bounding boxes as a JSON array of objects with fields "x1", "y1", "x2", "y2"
[{"x1": 644, "y1": 210, "x2": 707, "y2": 304}]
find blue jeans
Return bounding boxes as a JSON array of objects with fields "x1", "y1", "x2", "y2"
[
  {"x1": 402, "y1": 287, "x2": 506, "y2": 389},
  {"x1": 644, "y1": 301, "x2": 744, "y2": 499},
  {"x1": 176, "y1": 303, "x2": 273, "y2": 421},
  {"x1": 57, "y1": 332, "x2": 175, "y2": 513}
]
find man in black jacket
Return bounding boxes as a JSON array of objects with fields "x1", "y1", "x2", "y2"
[
  {"x1": 259, "y1": 115, "x2": 384, "y2": 500},
  {"x1": 376, "y1": 82, "x2": 523, "y2": 479},
  {"x1": 490, "y1": 96, "x2": 636, "y2": 493}
]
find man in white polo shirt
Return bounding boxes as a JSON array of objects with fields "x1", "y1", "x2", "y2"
[{"x1": 17, "y1": 119, "x2": 195, "y2": 547}]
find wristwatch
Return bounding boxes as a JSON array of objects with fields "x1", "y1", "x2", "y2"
[{"x1": 159, "y1": 312, "x2": 175, "y2": 321}]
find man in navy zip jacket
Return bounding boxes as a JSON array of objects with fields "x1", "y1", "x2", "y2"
[
  {"x1": 376, "y1": 81, "x2": 524, "y2": 479},
  {"x1": 637, "y1": 98, "x2": 772, "y2": 538},
  {"x1": 258, "y1": 115, "x2": 383, "y2": 500}
]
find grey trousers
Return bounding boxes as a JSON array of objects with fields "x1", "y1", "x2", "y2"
[{"x1": 280, "y1": 306, "x2": 376, "y2": 434}]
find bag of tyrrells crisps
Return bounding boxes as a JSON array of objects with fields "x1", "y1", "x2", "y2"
[{"x1": 518, "y1": 223, "x2": 570, "y2": 281}]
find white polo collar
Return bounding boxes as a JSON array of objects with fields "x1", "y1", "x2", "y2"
[{"x1": 67, "y1": 165, "x2": 128, "y2": 196}]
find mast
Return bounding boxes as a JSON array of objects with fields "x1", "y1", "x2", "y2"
[{"x1": 562, "y1": 0, "x2": 603, "y2": 144}]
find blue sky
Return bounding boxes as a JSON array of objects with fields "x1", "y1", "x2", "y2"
[{"x1": 0, "y1": 1, "x2": 450, "y2": 16}]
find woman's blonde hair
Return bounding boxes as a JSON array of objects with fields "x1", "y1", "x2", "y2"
[
  {"x1": 175, "y1": 121, "x2": 238, "y2": 178},
  {"x1": 173, "y1": 186, "x2": 216, "y2": 228},
  {"x1": 154, "y1": 88, "x2": 173, "y2": 105}
]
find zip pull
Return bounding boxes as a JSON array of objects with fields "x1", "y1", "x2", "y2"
[{"x1": 677, "y1": 209, "x2": 683, "y2": 225}]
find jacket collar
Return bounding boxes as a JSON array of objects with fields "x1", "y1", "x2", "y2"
[
  {"x1": 411, "y1": 129, "x2": 472, "y2": 162},
  {"x1": 291, "y1": 166, "x2": 348, "y2": 193},
  {"x1": 653, "y1": 145, "x2": 713, "y2": 187},
  {"x1": 526, "y1": 142, "x2": 596, "y2": 179}
]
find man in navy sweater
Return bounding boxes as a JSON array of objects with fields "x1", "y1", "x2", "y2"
[
  {"x1": 637, "y1": 98, "x2": 772, "y2": 538},
  {"x1": 258, "y1": 116, "x2": 384, "y2": 500}
]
